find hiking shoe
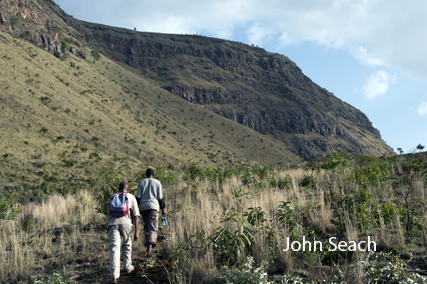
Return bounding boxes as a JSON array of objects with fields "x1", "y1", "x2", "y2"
[
  {"x1": 111, "y1": 277, "x2": 117, "y2": 284},
  {"x1": 125, "y1": 265, "x2": 135, "y2": 273}
]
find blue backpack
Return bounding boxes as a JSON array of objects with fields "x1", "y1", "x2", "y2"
[{"x1": 108, "y1": 192, "x2": 129, "y2": 217}]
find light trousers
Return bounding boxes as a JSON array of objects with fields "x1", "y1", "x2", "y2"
[{"x1": 108, "y1": 224, "x2": 133, "y2": 279}]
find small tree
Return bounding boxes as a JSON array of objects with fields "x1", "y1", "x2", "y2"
[
  {"x1": 401, "y1": 159, "x2": 424, "y2": 231},
  {"x1": 10, "y1": 15, "x2": 19, "y2": 28},
  {"x1": 397, "y1": 148, "x2": 404, "y2": 155},
  {"x1": 91, "y1": 49, "x2": 101, "y2": 61},
  {"x1": 93, "y1": 165, "x2": 137, "y2": 215},
  {"x1": 416, "y1": 144, "x2": 425, "y2": 152}
]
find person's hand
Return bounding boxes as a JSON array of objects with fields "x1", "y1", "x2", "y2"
[
  {"x1": 162, "y1": 210, "x2": 167, "y2": 217},
  {"x1": 134, "y1": 233, "x2": 139, "y2": 241}
]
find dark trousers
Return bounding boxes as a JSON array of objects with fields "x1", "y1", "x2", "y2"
[{"x1": 141, "y1": 209, "x2": 158, "y2": 246}]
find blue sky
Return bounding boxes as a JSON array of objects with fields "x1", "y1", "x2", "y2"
[{"x1": 54, "y1": 0, "x2": 427, "y2": 153}]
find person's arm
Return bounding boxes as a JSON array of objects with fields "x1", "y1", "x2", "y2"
[
  {"x1": 159, "y1": 198, "x2": 166, "y2": 216},
  {"x1": 131, "y1": 197, "x2": 140, "y2": 241},
  {"x1": 158, "y1": 183, "x2": 166, "y2": 217},
  {"x1": 133, "y1": 216, "x2": 139, "y2": 241},
  {"x1": 136, "y1": 182, "x2": 141, "y2": 206}
]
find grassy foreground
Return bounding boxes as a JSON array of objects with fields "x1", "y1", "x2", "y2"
[{"x1": 1, "y1": 152, "x2": 427, "y2": 283}]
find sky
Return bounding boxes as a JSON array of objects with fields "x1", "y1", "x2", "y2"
[{"x1": 54, "y1": 0, "x2": 427, "y2": 154}]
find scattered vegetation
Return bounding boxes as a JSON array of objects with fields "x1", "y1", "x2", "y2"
[{"x1": 3, "y1": 151, "x2": 427, "y2": 283}]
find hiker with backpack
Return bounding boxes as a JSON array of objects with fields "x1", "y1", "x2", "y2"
[
  {"x1": 107, "y1": 181, "x2": 140, "y2": 284},
  {"x1": 136, "y1": 168, "x2": 166, "y2": 257}
]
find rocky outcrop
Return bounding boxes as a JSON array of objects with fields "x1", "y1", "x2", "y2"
[
  {"x1": 163, "y1": 84, "x2": 248, "y2": 105},
  {"x1": 0, "y1": 0, "x2": 86, "y2": 59}
]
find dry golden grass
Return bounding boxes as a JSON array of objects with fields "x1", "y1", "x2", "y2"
[
  {"x1": 1, "y1": 158, "x2": 427, "y2": 283},
  {"x1": 0, "y1": 192, "x2": 106, "y2": 282}
]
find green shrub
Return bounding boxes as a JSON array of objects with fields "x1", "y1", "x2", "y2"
[
  {"x1": 93, "y1": 165, "x2": 137, "y2": 215},
  {"x1": 216, "y1": 257, "x2": 273, "y2": 284},
  {"x1": 274, "y1": 201, "x2": 301, "y2": 239},
  {"x1": 299, "y1": 175, "x2": 315, "y2": 187},
  {"x1": 89, "y1": 152, "x2": 102, "y2": 161},
  {"x1": 155, "y1": 165, "x2": 177, "y2": 186},
  {"x1": 39, "y1": 127, "x2": 48, "y2": 133},
  {"x1": 91, "y1": 49, "x2": 101, "y2": 61},
  {"x1": 0, "y1": 201, "x2": 19, "y2": 221},
  {"x1": 277, "y1": 175, "x2": 292, "y2": 189},
  {"x1": 61, "y1": 159, "x2": 76, "y2": 168},
  {"x1": 335, "y1": 251, "x2": 427, "y2": 283},
  {"x1": 352, "y1": 160, "x2": 388, "y2": 189},
  {"x1": 52, "y1": 26, "x2": 63, "y2": 36},
  {"x1": 53, "y1": 51, "x2": 61, "y2": 58},
  {"x1": 61, "y1": 41, "x2": 67, "y2": 50},
  {"x1": 10, "y1": 15, "x2": 19, "y2": 27},
  {"x1": 241, "y1": 171, "x2": 254, "y2": 185}
]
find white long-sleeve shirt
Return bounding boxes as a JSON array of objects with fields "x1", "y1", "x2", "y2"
[{"x1": 136, "y1": 178, "x2": 164, "y2": 211}]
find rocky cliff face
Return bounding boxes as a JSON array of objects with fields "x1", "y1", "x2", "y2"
[
  {"x1": 0, "y1": 0, "x2": 394, "y2": 160},
  {"x1": 0, "y1": 0, "x2": 86, "y2": 59}
]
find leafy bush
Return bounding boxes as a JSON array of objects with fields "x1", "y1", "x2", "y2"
[
  {"x1": 241, "y1": 171, "x2": 254, "y2": 185},
  {"x1": 155, "y1": 165, "x2": 177, "y2": 186},
  {"x1": 352, "y1": 160, "x2": 388, "y2": 189},
  {"x1": 91, "y1": 49, "x2": 101, "y2": 61},
  {"x1": 93, "y1": 165, "x2": 137, "y2": 215},
  {"x1": 274, "y1": 201, "x2": 301, "y2": 239},
  {"x1": 61, "y1": 41, "x2": 67, "y2": 51},
  {"x1": 53, "y1": 51, "x2": 61, "y2": 59},
  {"x1": 0, "y1": 201, "x2": 19, "y2": 221},
  {"x1": 277, "y1": 175, "x2": 292, "y2": 189},
  {"x1": 335, "y1": 251, "x2": 427, "y2": 284},
  {"x1": 308, "y1": 152, "x2": 351, "y2": 171},
  {"x1": 209, "y1": 213, "x2": 253, "y2": 259},
  {"x1": 52, "y1": 26, "x2": 63, "y2": 36},
  {"x1": 332, "y1": 190, "x2": 374, "y2": 231},
  {"x1": 39, "y1": 127, "x2": 48, "y2": 133},
  {"x1": 61, "y1": 159, "x2": 76, "y2": 168},
  {"x1": 299, "y1": 175, "x2": 316, "y2": 187},
  {"x1": 372, "y1": 202, "x2": 406, "y2": 225},
  {"x1": 88, "y1": 152, "x2": 102, "y2": 161},
  {"x1": 244, "y1": 206, "x2": 267, "y2": 227},
  {"x1": 216, "y1": 257, "x2": 273, "y2": 284}
]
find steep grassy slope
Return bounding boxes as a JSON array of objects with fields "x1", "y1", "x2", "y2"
[
  {"x1": 0, "y1": 31, "x2": 301, "y2": 203},
  {"x1": 69, "y1": 21, "x2": 395, "y2": 160},
  {"x1": 0, "y1": 0, "x2": 394, "y2": 161}
]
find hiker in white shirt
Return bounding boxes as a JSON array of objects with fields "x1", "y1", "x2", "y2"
[
  {"x1": 136, "y1": 168, "x2": 166, "y2": 256},
  {"x1": 107, "y1": 181, "x2": 140, "y2": 284}
]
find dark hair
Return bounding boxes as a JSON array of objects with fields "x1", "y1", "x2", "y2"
[
  {"x1": 118, "y1": 181, "x2": 129, "y2": 192},
  {"x1": 146, "y1": 168, "x2": 154, "y2": 177}
]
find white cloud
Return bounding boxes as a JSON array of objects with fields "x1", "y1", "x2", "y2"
[
  {"x1": 55, "y1": 0, "x2": 427, "y2": 79},
  {"x1": 349, "y1": 46, "x2": 383, "y2": 67},
  {"x1": 417, "y1": 102, "x2": 427, "y2": 116},
  {"x1": 362, "y1": 70, "x2": 397, "y2": 100},
  {"x1": 246, "y1": 22, "x2": 272, "y2": 47}
]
